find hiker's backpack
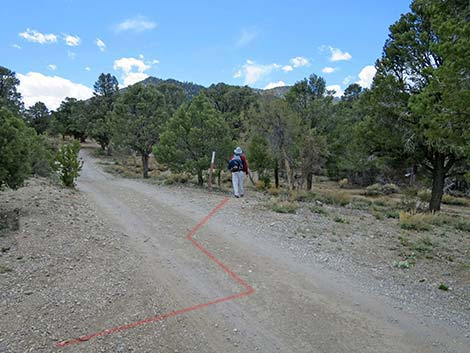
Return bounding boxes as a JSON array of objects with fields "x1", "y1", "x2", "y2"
[{"x1": 228, "y1": 155, "x2": 243, "y2": 172}]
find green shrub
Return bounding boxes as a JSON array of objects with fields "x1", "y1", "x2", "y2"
[
  {"x1": 259, "y1": 175, "x2": 271, "y2": 189},
  {"x1": 384, "y1": 209, "x2": 400, "y2": 219},
  {"x1": 0, "y1": 108, "x2": 35, "y2": 189},
  {"x1": 417, "y1": 189, "x2": 431, "y2": 202},
  {"x1": 167, "y1": 173, "x2": 189, "y2": 184},
  {"x1": 373, "y1": 197, "x2": 393, "y2": 207},
  {"x1": 270, "y1": 201, "x2": 297, "y2": 214},
  {"x1": 365, "y1": 183, "x2": 382, "y2": 196},
  {"x1": 393, "y1": 260, "x2": 411, "y2": 269},
  {"x1": 438, "y1": 283, "x2": 449, "y2": 291},
  {"x1": 53, "y1": 140, "x2": 83, "y2": 187},
  {"x1": 334, "y1": 216, "x2": 348, "y2": 223},
  {"x1": 30, "y1": 134, "x2": 54, "y2": 177},
  {"x1": 382, "y1": 183, "x2": 400, "y2": 195},
  {"x1": 373, "y1": 210, "x2": 384, "y2": 220},
  {"x1": 412, "y1": 236, "x2": 435, "y2": 253},
  {"x1": 455, "y1": 219, "x2": 470, "y2": 232},
  {"x1": 310, "y1": 205, "x2": 328, "y2": 215},
  {"x1": 400, "y1": 194, "x2": 428, "y2": 213},
  {"x1": 365, "y1": 183, "x2": 400, "y2": 197}
]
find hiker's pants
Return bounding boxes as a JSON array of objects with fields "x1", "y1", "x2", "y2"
[{"x1": 232, "y1": 171, "x2": 245, "y2": 196}]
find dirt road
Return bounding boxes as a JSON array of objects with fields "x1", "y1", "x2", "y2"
[
  {"x1": 64, "y1": 149, "x2": 466, "y2": 353},
  {"x1": 1, "y1": 148, "x2": 467, "y2": 353}
]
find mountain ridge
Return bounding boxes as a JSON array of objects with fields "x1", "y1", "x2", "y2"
[{"x1": 128, "y1": 76, "x2": 292, "y2": 99}]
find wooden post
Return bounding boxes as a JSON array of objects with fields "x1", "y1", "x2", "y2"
[{"x1": 208, "y1": 151, "x2": 215, "y2": 190}]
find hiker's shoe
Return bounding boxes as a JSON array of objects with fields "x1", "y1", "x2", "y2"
[{"x1": 234, "y1": 194, "x2": 240, "y2": 198}]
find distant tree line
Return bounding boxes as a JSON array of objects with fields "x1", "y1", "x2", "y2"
[{"x1": 1, "y1": 0, "x2": 469, "y2": 211}]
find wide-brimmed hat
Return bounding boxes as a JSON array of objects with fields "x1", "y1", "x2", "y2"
[{"x1": 234, "y1": 146, "x2": 242, "y2": 154}]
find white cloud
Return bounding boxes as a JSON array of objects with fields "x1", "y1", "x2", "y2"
[
  {"x1": 85, "y1": 66, "x2": 91, "y2": 71},
  {"x1": 290, "y1": 56, "x2": 309, "y2": 68},
  {"x1": 264, "y1": 81, "x2": 286, "y2": 90},
  {"x1": 235, "y1": 28, "x2": 258, "y2": 47},
  {"x1": 64, "y1": 34, "x2": 80, "y2": 46},
  {"x1": 235, "y1": 60, "x2": 281, "y2": 85},
  {"x1": 12, "y1": 44, "x2": 21, "y2": 49},
  {"x1": 114, "y1": 57, "x2": 150, "y2": 74},
  {"x1": 116, "y1": 16, "x2": 157, "y2": 32},
  {"x1": 121, "y1": 72, "x2": 149, "y2": 86},
  {"x1": 17, "y1": 72, "x2": 93, "y2": 110},
  {"x1": 342, "y1": 75, "x2": 354, "y2": 85},
  {"x1": 322, "y1": 67, "x2": 335, "y2": 74},
  {"x1": 67, "y1": 50, "x2": 76, "y2": 59},
  {"x1": 152, "y1": 59, "x2": 160, "y2": 64},
  {"x1": 326, "y1": 84, "x2": 343, "y2": 97},
  {"x1": 329, "y1": 46, "x2": 352, "y2": 61},
  {"x1": 113, "y1": 57, "x2": 153, "y2": 86},
  {"x1": 282, "y1": 65, "x2": 293, "y2": 73},
  {"x1": 19, "y1": 28, "x2": 57, "y2": 44},
  {"x1": 356, "y1": 65, "x2": 376, "y2": 88},
  {"x1": 48, "y1": 64, "x2": 57, "y2": 71},
  {"x1": 96, "y1": 38, "x2": 106, "y2": 52}
]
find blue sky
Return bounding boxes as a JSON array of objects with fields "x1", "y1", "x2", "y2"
[{"x1": 1, "y1": 0, "x2": 412, "y2": 110}]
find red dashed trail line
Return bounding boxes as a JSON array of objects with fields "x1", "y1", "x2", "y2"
[{"x1": 56, "y1": 196, "x2": 255, "y2": 348}]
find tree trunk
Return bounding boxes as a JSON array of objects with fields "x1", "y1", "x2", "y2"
[
  {"x1": 274, "y1": 160, "x2": 279, "y2": 189},
  {"x1": 106, "y1": 144, "x2": 113, "y2": 156},
  {"x1": 197, "y1": 170, "x2": 203, "y2": 186},
  {"x1": 217, "y1": 170, "x2": 221, "y2": 188},
  {"x1": 142, "y1": 154, "x2": 149, "y2": 179},
  {"x1": 429, "y1": 154, "x2": 445, "y2": 212},
  {"x1": 306, "y1": 172, "x2": 313, "y2": 191},
  {"x1": 282, "y1": 150, "x2": 293, "y2": 191}
]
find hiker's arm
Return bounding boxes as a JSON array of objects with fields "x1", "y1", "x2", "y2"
[{"x1": 242, "y1": 155, "x2": 249, "y2": 175}]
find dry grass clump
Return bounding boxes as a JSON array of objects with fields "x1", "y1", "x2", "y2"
[
  {"x1": 399, "y1": 211, "x2": 455, "y2": 231},
  {"x1": 267, "y1": 187, "x2": 281, "y2": 196},
  {"x1": 364, "y1": 183, "x2": 400, "y2": 196},
  {"x1": 350, "y1": 197, "x2": 373, "y2": 210},
  {"x1": 288, "y1": 190, "x2": 317, "y2": 202},
  {"x1": 317, "y1": 190, "x2": 351, "y2": 206},
  {"x1": 164, "y1": 173, "x2": 190, "y2": 184},
  {"x1": 399, "y1": 212, "x2": 432, "y2": 231},
  {"x1": 442, "y1": 195, "x2": 469, "y2": 207},
  {"x1": 269, "y1": 200, "x2": 298, "y2": 214}
]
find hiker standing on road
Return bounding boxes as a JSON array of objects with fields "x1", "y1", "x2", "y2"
[{"x1": 228, "y1": 146, "x2": 249, "y2": 198}]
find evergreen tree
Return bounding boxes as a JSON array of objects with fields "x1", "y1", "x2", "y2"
[
  {"x1": 111, "y1": 84, "x2": 167, "y2": 178},
  {"x1": 89, "y1": 73, "x2": 119, "y2": 154},
  {"x1": 25, "y1": 101, "x2": 50, "y2": 134},
  {"x1": 0, "y1": 108, "x2": 36, "y2": 189},
  {"x1": 156, "y1": 93, "x2": 231, "y2": 185},
  {"x1": 93, "y1": 73, "x2": 119, "y2": 98},
  {"x1": 205, "y1": 83, "x2": 257, "y2": 141},
  {"x1": 51, "y1": 97, "x2": 88, "y2": 141},
  {"x1": 0, "y1": 66, "x2": 23, "y2": 114},
  {"x1": 370, "y1": 0, "x2": 470, "y2": 211}
]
